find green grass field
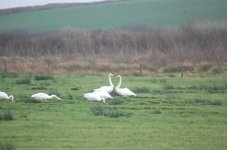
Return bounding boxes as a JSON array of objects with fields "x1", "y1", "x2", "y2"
[
  {"x1": 0, "y1": 72, "x2": 227, "y2": 150},
  {"x1": 0, "y1": 0, "x2": 227, "y2": 32}
]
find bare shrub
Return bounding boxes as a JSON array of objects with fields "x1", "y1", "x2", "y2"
[
  {"x1": 208, "y1": 66, "x2": 222, "y2": 74},
  {"x1": 196, "y1": 62, "x2": 213, "y2": 72},
  {"x1": 0, "y1": 21, "x2": 226, "y2": 75}
]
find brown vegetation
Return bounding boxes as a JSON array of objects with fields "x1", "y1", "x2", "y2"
[{"x1": 0, "y1": 22, "x2": 227, "y2": 75}]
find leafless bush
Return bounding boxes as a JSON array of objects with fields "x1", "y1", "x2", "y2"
[{"x1": 0, "y1": 21, "x2": 226, "y2": 75}]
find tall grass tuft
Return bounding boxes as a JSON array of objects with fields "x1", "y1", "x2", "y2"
[
  {"x1": 132, "y1": 87, "x2": 151, "y2": 93},
  {"x1": 0, "y1": 111, "x2": 14, "y2": 121},
  {"x1": 194, "y1": 98, "x2": 222, "y2": 105},
  {"x1": 48, "y1": 89, "x2": 61, "y2": 96},
  {"x1": 15, "y1": 78, "x2": 31, "y2": 85},
  {"x1": 90, "y1": 105, "x2": 132, "y2": 118},
  {"x1": 0, "y1": 73, "x2": 19, "y2": 78},
  {"x1": 34, "y1": 74, "x2": 54, "y2": 80},
  {"x1": 107, "y1": 99, "x2": 124, "y2": 105},
  {"x1": 0, "y1": 142, "x2": 16, "y2": 150},
  {"x1": 163, "y1": 84, "x2": 175, "y2": 90}
]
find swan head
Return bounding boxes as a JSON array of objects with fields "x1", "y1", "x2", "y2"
[
  {"x1": 109, "y1": 73, "x2": 113, "y2": 77},
  {"x1": 9, "y1": 95, "x2": 14, "y2": 102},
  {"x1": 117, "y1": 75, "x2": 121, "y2": 78},
  {"x1": 51, "y1": 95, "x2": 61, "y2": 100}
]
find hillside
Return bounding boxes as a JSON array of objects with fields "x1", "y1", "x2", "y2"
[{"x1": 0, "y1": 0, "x2": 227, "y2": 32}]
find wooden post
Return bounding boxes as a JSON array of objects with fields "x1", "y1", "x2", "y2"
[
  {"x1": 181, "y1": 71, "x2": 183, "y2": 78},
  {"x1": 3, "y1": 57, "x2": 7, "y2": 73},
  {"x1": 44, "y1": 58, "x2": 51, "y2": 74},
  {"x1": 140, "y1": 64, "x2": 143, "y2": 76}
]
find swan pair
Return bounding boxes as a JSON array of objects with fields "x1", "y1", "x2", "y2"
[
  {"x1": 84, "y1": 73, "x2": 114, "y2": 103},
  {"x1": 94, "y1": 73, "x2": 136, "y2": 97},
  {"x1": 83, "y1": 73, "x2": 136, "y2": 103}
]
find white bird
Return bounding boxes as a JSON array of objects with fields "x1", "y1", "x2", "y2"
[
  {"x1": 94, "y1": 90, "x2": 113, "y2": 100},
  {"x1": 115, "y1": 75, "x2": 136, "y2": 97},
  {"x1": 31, "y1": 92, "x2": 61, "y2": 102},
  {"x1": 83, "y1": 92, "x2": 106, "y2": 103},
  {"x1": 0, "y1": 91, "x2": 14, "y2": 102},
  {"x1": 94, "y1": 73, "x2": 114, "y2": 93}
]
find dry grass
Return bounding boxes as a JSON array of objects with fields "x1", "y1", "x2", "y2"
[
  {"x1": 0, "y1": 21, "x2": 227, "y2": 75},
  {"x1": 0, "y1": 56, "x2": 226, "y2": 75}
]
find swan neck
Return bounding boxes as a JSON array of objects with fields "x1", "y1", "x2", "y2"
[
  {"x1": 116, "y1": 76, "x2": 122, "y2": 89},
  {"x1": 9, "y1": 95, "x2": 14, "y2": 102},
  {"x1": 51, "y1": 95, "x2": 60, "y2": 100},
  {"x1": 108, "y1": 74, "x2": 113, "y2": 87},
  {"x1": 50, "y1": 95, "x2": 56, "y2": 98}
]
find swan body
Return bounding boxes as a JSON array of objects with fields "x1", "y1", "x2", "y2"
[
  {"x1": 31, "y1": 93, "x2": 61, "y2": 102},
  {"x1": 115, "y1": 75, "x2": 136, "y2": 97},
  {"x1": 94, "y1": 73, "x2": 114, "y2": 93},
  {"x1": 0, "y1": 91, "x2": 14, "y2": 102},
  {"x1": 94, "y1": 90, "x2": 113, "y2": 100},
  {"x1": 83, "y1": 92, "x2": 106, "y2": 103}
]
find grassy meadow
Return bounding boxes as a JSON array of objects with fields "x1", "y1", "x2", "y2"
[
  {"x1": 0, "y1": 72, "x2": 227, "y2": 150},
  {"x1": 0, "y1": 0, "x2": 227, "y2": 32},
  {"x1": 0, "y1": 0, "x2": 227, "y2": 149}
]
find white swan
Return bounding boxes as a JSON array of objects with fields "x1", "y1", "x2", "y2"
[
  {"x1": 115, "y1": 75, "x2": 136, "y2": 97},
  {"x1": 94, "y1": 90, "x2": 113, "y2": 100},
  {"x1": 83, "y1": 92, "x2": 106, "y2": 103},
  {"x1": 94, "y1": 73, "x2": 114, "y2": 93},
  {"x1": 0, "y1": 91, "x2": 14, "y2": 102},
  {"x1": 31, "y1": 92, "x2": 61, "y2": 102}
]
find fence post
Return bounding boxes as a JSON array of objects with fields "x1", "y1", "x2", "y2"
[
  {"x1": 140, "y1": 64, "x2": 144, "y2": 76},
  {"x1": 3, "y1": 57, "x2": 7, "y2": 73}
]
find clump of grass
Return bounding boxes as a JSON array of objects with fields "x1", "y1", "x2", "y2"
[
  {"x1": 39, "y1": 81, "x2": 50, "y2": 87},
  {"x1": 186, "y1": 84, "x2": 199, "y2": 90},
  {"x1": 30, "y1": 86, "x2": 47, "y2": 90},
  {"x1": 208, "y1": 100, "x2": 222, "y2": 105},
  {"x1": 132, "y1": 87, "x2": 151, "y2": 93},
  {"x1": 19, "y1": 113, "x2": 28, "y2": 119},
  {"x1": 90, "y1": 105, "x2": 132, "y2": 118},
  {"x1": 66, "y1": 93, "x2": 73, "y2": 99},
  {"x1": 152, "y1": 110, "x2": 162, "y2": 114},
  {"x1": 71, "y1": 87, "x2": 81, "y2": 91},
  {"x1": 200, "y1": 84, "x2": 226, "y2": 93},
  {"x1": 34, "y1": 74, "x2": 54, "y2": 80},
  {"x1": 194, "y1": 98, "x2": 208, "y2": 105},
  {"x1": 48, "y1": 89, "x2": 61, "y2": 96},
  {"x1": 15, "y1": 78, "x2": 31, "y2": 85},
  {"x1": 0, "y1": 73, "x2": 19, "y2": 78},
  {"x1": 0, "y1": 142, "x2": 16, "y2": 150},
  {"x1": 0, "y1": 111, "x2": 14, "y2": 121},
  {"x1": 150, "y1": 79, "x2": 167, "y2": 83},
  {"x1": 163, "y1": 84, "x2": 174, "y2": 90},
  {"x1": 107, "y1": 99, "x2": 124, "y2": 105},
  {"x1": 194, "y1": 98, "x2": 222, "y2": 105}
]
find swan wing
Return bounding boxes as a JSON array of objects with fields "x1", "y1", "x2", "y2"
[
  {"x1": 94, "y1": 86, "x2": 113, "y2": 93},
  {"x1": 118, "y1": 88, "x2": 136, "y2": 97},
  {"x1": 95, "y1": 91, "x2": 113, "y2": 99},
  {"x1": 84, "y1": 92, "x2": 101, "y2": 101},
  {"x1": 31, "y1": 93, "x2": 49, "y2": 100},
  {"x1": 0, "y1": 91, "x2": 8, "y2": 99}
]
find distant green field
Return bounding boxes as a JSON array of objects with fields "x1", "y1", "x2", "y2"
[
  {"x1": 0, "y1": 0, "x2": 227, "y2": 32},
  {"x1": 0, "y1": 72, "x2": 227, "y2": 150}
]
